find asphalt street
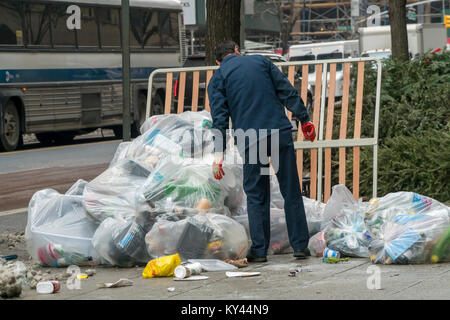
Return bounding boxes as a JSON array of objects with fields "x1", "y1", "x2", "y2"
[{"x1": 0, "y1": 134, "x2": 121, "y2": 211}]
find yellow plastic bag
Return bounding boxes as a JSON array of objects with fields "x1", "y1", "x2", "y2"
[{"x1": 142, "y1": 253, "x2": 181, "y2": 278}]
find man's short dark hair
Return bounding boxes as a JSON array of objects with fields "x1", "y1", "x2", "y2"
[{"x1": 215, "y1": 41, "x2": 237, "y2": 62}]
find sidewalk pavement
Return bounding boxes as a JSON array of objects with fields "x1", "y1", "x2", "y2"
[
  {"x1": 13, "y1": 253, "x2": 450, "y2": 300},
  {"x1": 2, "y1": 211, "x2": 449, "y2": 301}
]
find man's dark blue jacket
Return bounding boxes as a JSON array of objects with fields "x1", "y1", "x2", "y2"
[{"x1": 207, "y1": 54, "x2": 310, "y2": 152}]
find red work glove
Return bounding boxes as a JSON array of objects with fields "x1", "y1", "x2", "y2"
[
  {"x1": 302, "y1": 121, "x2": 316, "y2": 142},
  {"x1": 212, "y1": 153, "x2": 225, "y2": 180}
]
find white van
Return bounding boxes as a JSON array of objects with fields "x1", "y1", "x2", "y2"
[{"x1": 289, "y1": 41, "x2": 359, "y2": 98}]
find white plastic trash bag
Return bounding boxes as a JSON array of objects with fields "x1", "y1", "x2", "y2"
[
  {"x1": 321, "y1": 184, "x2": 360, "y2": 231},
  {"x1": 145, "y1": 213, "x2": 249, "y2": 261},
  {"x1": 366, "y1": 192, "x2": 450, "y2": 264},
  {"x1": 83, "y1": 159, "x2": 152, "y2": 223},
  {"x1": 25, "y1": 189, "x2": 101, "y2": 267}
]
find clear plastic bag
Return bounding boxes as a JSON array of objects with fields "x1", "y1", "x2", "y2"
[
  {"x1": 325, "y1": 209, "x2": 371, "y2": 257},
  {"x1": 145, "y1": 218, "x2": 189, "y2": 258},
  {"x1": 321, "y1": 184, "x2": 360, "y2": 231},
  {"x1": 269, "y1": 175, "x2": 325, "y2": 236},
  {"x1": 92, "y1": 216, "x2": 152, "y2": 267},
  {"x1": 83, "y1": 159, "x2": 152, "y2": 223},
  {"x1": 308, "y1": 231, "x2": 327, "y2": 257},
  {"x1": 303, "y1": 197, "x2": 326, "y2": 236},
  {"x1": 145, "y1": 213, "x2": 249, "y2": 261},
  {"x1": 139, "y1": 156, "x2": 227, "y2": 218},
  {"x1": 319, "y1": 185, "x2": 370, "y2": 257},
  {"x1": 366, "y1": 192, "x2": 450, "y2": 264},
  {"x1": 233, "y1": 208, "x2": 291, "y2": 255},
  {"x1": 25, "y1": 189, "x2": 101, "y2": 267},
  {"x1": 65, "y1": 179, "x2": 88, "y2": 196}
]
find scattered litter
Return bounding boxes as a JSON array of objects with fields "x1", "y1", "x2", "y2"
[
  {"x1": 173, "y1": 275, "x2": 209, "y2": 281},
  {"x1": 77, "y1": 273, "x2": 88, "y2": 280},
  {"x1": 97, "y1": 278, "x2": 134, "y2": 288},
  {"x1": 225, "y1": 271, "x2": 261, "y2": 278},
  {"x1": 142, "y1": 253, "x2": 181, "y2": 279},
  {"x1": 322, "y1": 257, "x2": 350, "y2": 264},
  {"x1": 1, "y1": 255, "x2": 18, "y2": 261},
  {"x1": 0, "y1": 261, "x2": 27, "y2": 298},
  {"x1": 36, "y1": 281, "x2": 60, "y2": 294},
  {"x1": 188, "y1": 259, "x2": 238, "y2": 271},
  {"x1": 223, "y1": 258, "x2": 248, "y2": 269},
  {"x1": 323, "y1": 248, "x2": 341, "y2": 259},
  {"x1": 167, "y1": 287, "x2": 175, "y2": 292},
  {"x1": 174, "y1": 262, "x2": 203, "y2": 279},
  {"x1": 288, "y1": 267, "x2": 302, "y2": 277},
  {"x1": 0, "y1": 232, "x2": 25, "y2": 249}
]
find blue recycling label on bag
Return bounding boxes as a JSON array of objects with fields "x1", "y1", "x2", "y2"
[
  {"x1": 385, "y1": 228, "x2": 420, "y2": 260},
  {"x1": 144, "y1": 129, "x2": 161, "y2": 145},
  {"x1": 394, "y1": 214, "x2": 428, "y2": 225}
]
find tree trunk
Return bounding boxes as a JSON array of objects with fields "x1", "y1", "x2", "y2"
[
  {"x1": 205, "y1": 0, "x2": 242, "y2": 66},
  {"x1": 388, "y1": 0, "x2": 409, "y2": 61},
  {"x1": 281, "y1": 0, "x2": 298, "y2": 56}
]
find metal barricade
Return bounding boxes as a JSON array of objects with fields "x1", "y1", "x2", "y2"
[{"x1": 146, "y1": 57, "x2": 382, "y2": 202}]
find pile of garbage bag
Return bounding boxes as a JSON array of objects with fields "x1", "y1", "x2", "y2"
[
  {"x1": 307, "y1": 184, "x2": 450, "y2": 264},
  {"x1": 26, "y1": 111, "x2": 250, "y2": 267},
  {"x1": 25, "y1": 110, "x2": 449, "y2": 267}
]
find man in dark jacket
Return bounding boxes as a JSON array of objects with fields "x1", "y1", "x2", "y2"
[{"x1": 208, "y1": 41, "x2": 316, "y2": 262}]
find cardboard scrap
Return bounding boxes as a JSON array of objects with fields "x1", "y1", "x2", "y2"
[
  {"x1": 97, "y1": 278, "x2": 134, "y2": 288},
  {"x1": 225, "y1": 271, "x2": 260, "y2": 278}
]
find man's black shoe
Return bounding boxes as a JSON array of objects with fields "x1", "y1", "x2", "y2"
[
  {"x1": 293, "y1": 248, "x2": 311, "y2": 259},
  {"x1": 246, "y1": 253, "x2": 267, "y2": 263}
]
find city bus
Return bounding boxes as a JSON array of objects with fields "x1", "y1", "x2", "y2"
[{"x1": 0, "y1": 0, "x2": 186, "y2": 151}]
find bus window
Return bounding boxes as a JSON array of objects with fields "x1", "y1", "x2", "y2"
[
  {"x1": 23, "y1": 3, "x2": 51, "y2": 47},
  {"x1": 0, "y1": 1, "x2": 24, "y2": 46},
  {"x1": 130, "y1": 9, "x2": 160, "y2": 49},
  {"x1": 98, "y1": 8, "x2": 120, "y2": 48},
  {"x1": 77, "y1": 7, "x2": 99, "y2": 48},
  {"x1": 50, "y1": 4, "x2": 76, "y2": 47},
  {"x1": 159, "y1": 12, "x2": 179, "y2": 48}
]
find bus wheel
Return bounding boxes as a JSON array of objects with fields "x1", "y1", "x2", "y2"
[{"x1": 0, "y1": 100, "x2": 21, "y2": 152}]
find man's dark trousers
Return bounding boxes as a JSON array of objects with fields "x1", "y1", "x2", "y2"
[{"x1": 242, "y1": 129, "x2": 310, "y2": 257}]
